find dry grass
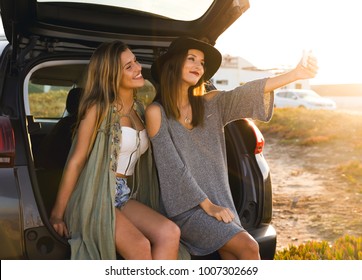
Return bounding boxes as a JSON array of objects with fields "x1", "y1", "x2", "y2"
[
  {"x1": 256, "y1": 107, "x2": 362, "y2": 186},
  {"x1": 250, "y1": 107, "x2": 362, "y2": 257},
  {"x1": 29, "y1": 90, "x2": 68, "y2": 118},
  {"x1": 256, "y1": 107, "x2": 362, "y2": 145},
  {"x1": 28, "y1": 82, "x2": 156, "y2": 119},
  {"x1": 337, "y1": 160, "x2": 362, "y2": 190}
]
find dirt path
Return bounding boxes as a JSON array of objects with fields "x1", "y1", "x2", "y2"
[{"x1": 263, "y1": 136, "x2": 362, "y2": 251}]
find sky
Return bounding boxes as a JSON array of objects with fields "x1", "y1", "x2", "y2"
[
  {"x1": 1, "y1": 0, "x2": 360, "y2": 85},
  {"x1": 215, "y1": 0, "x2": 362, "y2": 85}
]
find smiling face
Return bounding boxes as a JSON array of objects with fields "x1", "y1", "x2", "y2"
[
  {"x1": 181, "y1": 49, "x2": 205, "y2": 87},
  {"x1": 119, "y1": 48, "x2": 145, "y2": 90}
]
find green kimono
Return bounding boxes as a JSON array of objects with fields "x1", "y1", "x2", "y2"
[{"x1": 64, "y1": 102, "x2": 188, "y2": 259}]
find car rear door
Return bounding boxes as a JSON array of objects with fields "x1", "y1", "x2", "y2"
[{"x1": 0, "y1": 0, "x2": 249, "y2": 65}]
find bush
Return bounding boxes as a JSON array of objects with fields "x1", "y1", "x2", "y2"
[{"x1": 274, "y1": 235, "x2": 362, "y2": 260}]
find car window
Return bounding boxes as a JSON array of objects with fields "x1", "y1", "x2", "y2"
[
  {"x1": 277, "y1": 92, "x2": 287, "y2": 98},
  {"x1": 27, "y1": 78, "x2": 156, "y2": 120},
  {"x1": 28, "y1": 80, "x2": 156, "y2": 119},
  {"x1": 286, "y1": 92, "x2": 295, "y2": 99},
  {"x1": 37, "y1": 0, "x2": 215, "y2": 21},
  {"x1": 304, "y1": 90, "x2": 319, "y2": 98},
  {"x1": 29, "y1": 84, "x2": 71, "y2": 119},
  {"x1": 25, "y1": 61, "x2": 88, "y2": 119}
]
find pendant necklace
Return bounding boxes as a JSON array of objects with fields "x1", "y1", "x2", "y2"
[{"x1": 184, "y1": 105, "x2": 191, "y2": 124}]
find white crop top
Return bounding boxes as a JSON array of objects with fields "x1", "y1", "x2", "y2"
[{"x1": 116, "y1": 127, "x2": 149, "y2": 176}]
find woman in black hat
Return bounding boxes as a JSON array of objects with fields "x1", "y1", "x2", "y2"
[{"x1": 146, "y1": 36, "x2": 318, "y2": 259}]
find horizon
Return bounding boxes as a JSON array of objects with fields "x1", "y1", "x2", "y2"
[{"x1": 311, "y1": 83, "x2": 362, "y2": 97}]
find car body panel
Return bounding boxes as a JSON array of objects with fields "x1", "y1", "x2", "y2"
[{"x1": 0, "y1": 168, "x2": 23, "y2": 259}]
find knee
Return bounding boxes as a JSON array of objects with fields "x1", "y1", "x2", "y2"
[
  {"x1": 241, "y1": 235, "x2": 260, "y2": 259},
  {"x1": 246, "y1": 237, "x2": 260, "y2": 254},
  {"x1": 139, "y1": 236, "x2": 152, "y2": 250},
  {"x1": 234, "y1": 232, "x2": 260, "y2": 259},
  {"x1": 169, "y1": 221, "x2": 181, "y2": 239},
  {"x1": 131, "y1": 237, "x2": 152, "y2": 258},
  {"x1": 158, "y1": 220, "x2": 181, "y2": 243},
  {"x1": 116, "y1": 235, "x2": 152, "y2": 260}
]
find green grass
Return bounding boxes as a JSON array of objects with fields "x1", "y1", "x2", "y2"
[{"x1": 275, "y1": 235, "x2": 362, "y2": 260}]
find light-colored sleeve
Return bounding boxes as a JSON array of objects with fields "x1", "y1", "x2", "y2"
[{"x1": 215, "y1": 78, "x2": 274, "y2": 125}]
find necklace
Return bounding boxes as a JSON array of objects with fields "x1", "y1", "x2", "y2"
[
  {"x1": 184, "y1": 105, "x2": 191, "y2": 124},
  {"x1": 117, "y1": 100, "x2": 134, "y2": 117}
]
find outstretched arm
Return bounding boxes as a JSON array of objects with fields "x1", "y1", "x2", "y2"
[{"x1": 264, "y1": 53, "x2": 318, "y2": 93}]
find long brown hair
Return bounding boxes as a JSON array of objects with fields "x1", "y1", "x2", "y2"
[
  {"x1": 158, "y1": 49, "x2": 206, "y2": 127},
  {"x1": 76, "y1": 40, "x2": 130, "y2": 148}
]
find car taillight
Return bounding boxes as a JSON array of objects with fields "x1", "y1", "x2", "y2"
[
  {"x1": 0, "y1": 116, "x2": 15, "y2": 167},
  {"x1": 245, "y1": 119, "x2": 264, "y2": 154}
]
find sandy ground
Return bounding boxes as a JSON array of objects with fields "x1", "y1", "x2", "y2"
[{"x1": 263, "y1": 136, "x2": 362, "y2": 252}]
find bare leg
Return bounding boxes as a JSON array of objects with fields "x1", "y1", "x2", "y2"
[
  {"x1": 218, "y1": 250, "x2": 237, "y2": 260},
  {"x1": 218, "y1": 231, "x2": 260, "y2": 260},
  {"x1": 121, "y1": 199, "x2": 180, "y2": 260},
  {"x1": 115, "y1": 209, "x2": 152, "y2": 260}
]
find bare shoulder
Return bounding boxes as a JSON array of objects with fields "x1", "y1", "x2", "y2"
[
  {"x1": 203, "y1": 89, "x2": 221, "y2": 101},
  {"x1": 146, "y1": 102, "x2": 161, "y2": 115},
  {"x1": 84, "y1": 104, "x2": 97, "y2": 119},
  {"x1": 145, "y1": 103, "x2": 162, "y2": 138},
  {"x1": 145, "y1": 103, "x2": 162, "y2": 122}
]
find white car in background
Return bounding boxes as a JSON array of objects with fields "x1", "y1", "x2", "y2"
[{"x1": 274, "y1": 89, "x2": 337, "y2": 110}]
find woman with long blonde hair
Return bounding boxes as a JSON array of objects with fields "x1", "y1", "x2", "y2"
[{"x1": 50, "y1": 41, "x2": 180, "y2": 260}]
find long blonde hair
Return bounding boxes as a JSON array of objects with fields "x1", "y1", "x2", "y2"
[{"x1": 76, "y1": 41, "x2": 130, "y2": 149}]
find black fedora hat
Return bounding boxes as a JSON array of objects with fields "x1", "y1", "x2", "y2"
[{"x1": 151, "y1": 37, "x2": 222, "y2": 83}]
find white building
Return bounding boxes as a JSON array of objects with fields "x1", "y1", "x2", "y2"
[{"x1": 210, "y1": 54, "x2": 310, "y2": 91}]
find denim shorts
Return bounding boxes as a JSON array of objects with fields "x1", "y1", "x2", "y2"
[{"x1": 115, "y1": 177, "x2": 131, "y2": 209}]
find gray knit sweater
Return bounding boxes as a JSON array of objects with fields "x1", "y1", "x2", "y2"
[{"x1": 151, "y1": 78, "x2": 273, "y2": 217}]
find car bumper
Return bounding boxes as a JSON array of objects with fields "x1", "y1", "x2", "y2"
[{"x1": 249, "y1": 224, "x2": 277, "y2": 260}]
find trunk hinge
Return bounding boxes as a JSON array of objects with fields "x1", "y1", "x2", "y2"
[{"x1": 10, "y1": 20, "x2": 39, "y2": 74}]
